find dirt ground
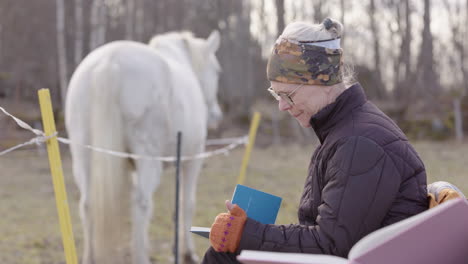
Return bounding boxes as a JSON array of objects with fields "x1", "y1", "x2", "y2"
[{"x1": 1, "y1": 140, "x2": 467, "y2": 264}]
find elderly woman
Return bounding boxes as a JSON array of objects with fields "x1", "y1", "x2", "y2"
[{"x1": 201, "y1": 18, "x2": 428, "y2": 263}]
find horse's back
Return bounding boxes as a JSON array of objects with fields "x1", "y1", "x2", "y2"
[
  {"x1": 65, "y1": 40, "x2": 207, "y2": 155},
  {"x1": 67, "y1": 40, "x2": 170, "y2": 98},
  {"x1": 66, "y1": 40, "x2": 170, "y2": 130}
]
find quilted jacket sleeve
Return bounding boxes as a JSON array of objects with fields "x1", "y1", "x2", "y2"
[{"x1": 237, "y1": 136, "x2": 402, "y2": 257}]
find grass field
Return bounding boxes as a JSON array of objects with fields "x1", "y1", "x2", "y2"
[{"x1": 0, "y1": 139, "x2": 467, "y2": 264}]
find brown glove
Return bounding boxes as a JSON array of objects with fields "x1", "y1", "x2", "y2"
[{"x1": 209, "y1": 204, "x2": 247, "y2": 253}]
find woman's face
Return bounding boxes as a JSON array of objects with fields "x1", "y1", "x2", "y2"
[{"x1": 269, "y1": 81, "x2": 333, "y2": 128}]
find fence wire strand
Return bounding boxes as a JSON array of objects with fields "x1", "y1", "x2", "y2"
[{"x1": 0, "y1": 106, "x2": 248, "y2": 161}]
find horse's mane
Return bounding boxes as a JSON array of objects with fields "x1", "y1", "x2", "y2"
[
  {"x1": 148, "y1": 31, "x2": 195, "y2": 47},
  {"x1": 148, "y1": 31, "x2": 220, "y2": 79}
]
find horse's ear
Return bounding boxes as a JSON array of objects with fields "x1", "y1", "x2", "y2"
[{"x1": 206, "y1": 30, "x2": 220, "y2": 52}]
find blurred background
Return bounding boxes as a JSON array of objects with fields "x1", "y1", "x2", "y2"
[
  {"x1": 1, "y1": 0, "x2": 467, "y2": 143},
  {"x1": 0, "y1": 0, "x2": 467, "y2": 263}
]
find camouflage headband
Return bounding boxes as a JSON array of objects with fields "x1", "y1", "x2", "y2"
[{"x1": 266, "y1": 39, "x2": 343, "y2": 86}]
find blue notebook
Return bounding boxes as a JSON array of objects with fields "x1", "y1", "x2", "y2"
[
  {"x1": 191, "y1": 185, "x2": 282, "y2": 238},
  {"x1": 231, "y1": 184, "x2": 282, "y2": 224}
]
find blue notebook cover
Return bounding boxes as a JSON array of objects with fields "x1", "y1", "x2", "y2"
[
  {"x1": 190, "y1": 184, "x2": 282, "y2": 238},
  {"x1": 231, "y1": 184, "x2": 282, "y2": 224}
]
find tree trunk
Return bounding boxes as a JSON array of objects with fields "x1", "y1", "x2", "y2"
[
  {"x1": 273, "y1": 0, "x2": 285, "y2": 144},
  {"x1": 443, "y1": 0, "x2": 467, "y2": 86},
  {"x1": 56, "y1": 0, "x2": 68, "y2": 109},
  {"x1": 369, "y1": 0, "x2": 385, "y2": 100},
  {"x1": 391, "y1": 0, "x2": 402, "y2": 98},
  {"x1": 340, "y1": 0, "x2": 345, "y2": 45},
  {"x1": 176, "y1": 0, "x2": 185, "y2": 29},
  {"x1": 416, "y1": 0, "x2": 441, "y2": 99},
  {"x1": 90, "y1": 0, "x2": 100, "y2": 49},
  {"x1": 313, "y1": 1, "x2": 323, "y2": 23},
  {"x1": 90, "y1": 0, "x2": 107, "y2": 50},
  {"x1": 74, "y1": 0, "x2": 83, "y2": 66},
  {"x1": 97, "y1": 5, "x2": 107, "y2": 45},
  {"x1": 443, "y1": 0, "x2": 466, "y2": 140},
  {"x1": 155, "y1": 0, "x2": 165, "y2": 33},
  {"x1": 125, "y1": 0, "x2": 134, "y2": 40},
  {"x1": 135, "y1": 0, "x2": 144, "y2": 41},
  {"x1": 393, "y1": 0, "x2": 412, "y2": 101},
  {"x1": 465, "y1": 0, "x2": 468, "y2": 96},
  {"x1": 403, "y1": 0, "x2": 412, "y2": 82},
  {"x1": 290, "y1": 0, "x2": 297, "y2": 21},
  {"x1": 244, "y1": 1, "x2": 254, "y2": 112},
  {"x1": 259, "y1": 0, "x2": 269, "y2": 45},
  {"x1": 275, "y1": 0, "x2": 285, "y2": 36},
  {"x1": 0, "y1": 24, "x2": 3, "y2": 67}
]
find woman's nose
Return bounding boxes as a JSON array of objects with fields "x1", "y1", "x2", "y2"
[{"x1": 278, "y1": 98, "x2": 291, "y2": 111}]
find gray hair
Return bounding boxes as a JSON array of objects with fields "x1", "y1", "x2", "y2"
[{"x1": 278, "y1": 18, "x2": 356, "y2": 86}]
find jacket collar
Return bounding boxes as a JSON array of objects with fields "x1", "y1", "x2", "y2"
[{"x1": 309, "y1": 83, "x2": 367, "y2": 143}]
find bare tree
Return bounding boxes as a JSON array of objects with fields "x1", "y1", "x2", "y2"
[
  {"x1": 275, "y1": 0, "x2": 285, "y2": 35},
  {"x1": 259, "y1": 0, "x2": 268, "y2": 44},
  {"x1": 272, "y1": 0, "x2": 285, "y2": 144},
  {"x1": 134, "y1": 0, "x2": 144, "y2": 41},
  {"x1": 443, "y1": 0, "x2": 466, "y2": 141},
  {"x1": 415, "y1": 0, "x2": 441, "y2": 99},
  {"x1": 125, "y1": 0, "x2": 134, "y2": 39},
  {"x1": 340, "y1": 0, "x2": 345, "y2": 45},
  {"x1": 313, "y1": 0, "x2": 324, "y2": 23},
  {"x1": 384, "y1": 0, "x2": 413, "y2": 103},
  {"x1": 443, "y1": 0, "x2": 468, "y2": 87},
  {"x1": 466, "y1": 0, "x2": 468, "y2": 95},
  {"x1": 242, "y1": 1, "x2": 256, "y2": 118},
  {"x1": 0, "y1": 24, "x2": 3, "y2": 67},
  {"x1": 369, "y1": 0, "x2": 385, "y2": 99},
  {"x1": 401, "y1": 0, "x2": 412, "y2": 87},
  {"x1": 74, "y1": 0, "x2": 84, "y2": 66},
  {"x1": 56, "y1": 0, "x2": 68, "y2": 108},
  {"x1": 90, "y1": 0, "x2": 107, "y2": 50},
  {"x1": 385, "y1": 0, "x2": 400, "y2": 97}
]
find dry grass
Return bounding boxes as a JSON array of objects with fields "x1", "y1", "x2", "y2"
[{"x1": 0, "y1": 140, "x2": 467, "y2": 263}]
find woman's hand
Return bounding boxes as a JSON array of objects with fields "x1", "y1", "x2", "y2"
[{"x1": 209, "y1": 200, "x2": 247, "y2": 253}]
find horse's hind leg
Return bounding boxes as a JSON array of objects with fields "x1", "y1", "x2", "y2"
[
  {"x1": 132, "y1": 158, "x2": 162, "y2": 264},
  {"x1": 180, "y1": 159, "x2": 204, "y2": 264}
]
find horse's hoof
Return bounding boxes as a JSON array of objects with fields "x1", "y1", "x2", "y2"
[{"x1": 183, "y1": 252, "x2": 199, "y2": 264}]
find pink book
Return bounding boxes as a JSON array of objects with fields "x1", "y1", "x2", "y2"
[{"x1": 237, "y1": 198, "x2": 468, "y2": 264}]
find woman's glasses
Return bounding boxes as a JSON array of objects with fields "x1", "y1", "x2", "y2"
[{"x1": 267, "y1": 84, "x2": 304, "y2": 106}]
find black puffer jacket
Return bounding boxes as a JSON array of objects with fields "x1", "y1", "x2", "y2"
[{"x1": 238, "y1": 83, "x2": 428, "y2": 257}]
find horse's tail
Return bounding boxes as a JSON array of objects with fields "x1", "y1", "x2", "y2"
[{"x1": 89, "y1": 59, "x2": 131, "y2": 264}]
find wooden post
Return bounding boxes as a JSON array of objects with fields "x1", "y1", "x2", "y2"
[
  {"x1": 237, "y1": 112, "x2": 261, "y2": 185},
  {"x1": 38, "y1": 88, "x2": 78, "y2": 264}
]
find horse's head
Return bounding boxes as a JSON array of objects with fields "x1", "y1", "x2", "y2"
[
  {"x1": 149, "y1": 31, "x2": 223, "y2": 130},
  {"x1": 184, "y1": 31, "x2": 223, "y2": 130}
]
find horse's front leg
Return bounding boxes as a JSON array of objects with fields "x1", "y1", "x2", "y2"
[
  {"x1": 132, "y1": 159, "x2": 162, "y2": 264},
  {"x1": 180, "y1": 158, "x2": 204, "y2": 264}
]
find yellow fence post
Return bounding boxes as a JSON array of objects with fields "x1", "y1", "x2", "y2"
[
  {"x1": 38, "y1": 88, "x2": 78, "y2": 264},
  {"x1": 237, "y1": 111, "x2": 261, "y2": 185}
]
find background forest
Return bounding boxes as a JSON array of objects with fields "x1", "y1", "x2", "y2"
[{"x1": 0, "y1": 0, "x2": 467, "y2": 143}]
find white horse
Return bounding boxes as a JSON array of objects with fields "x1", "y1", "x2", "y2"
[{"x1": 65, "y1": 30, "x2": 222, "y2": 264}]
